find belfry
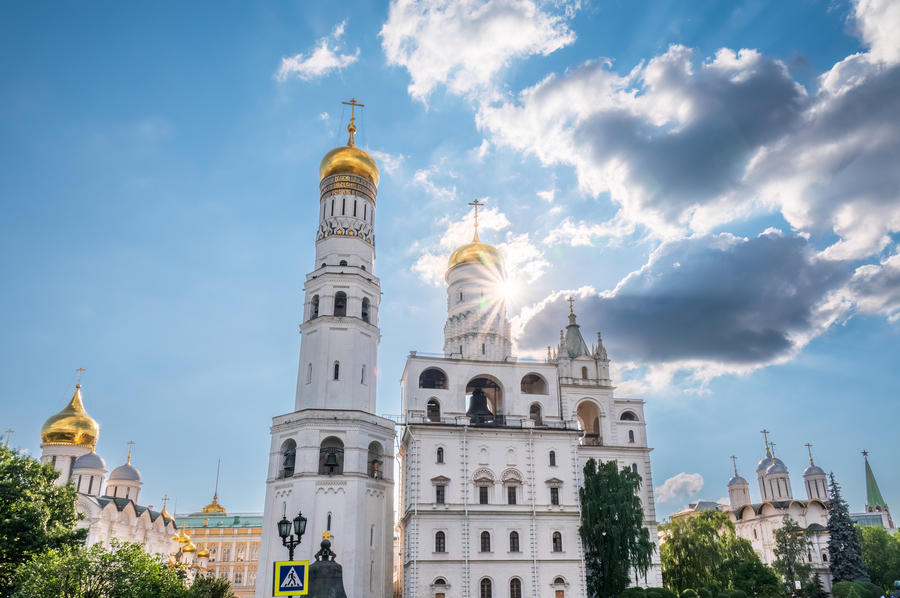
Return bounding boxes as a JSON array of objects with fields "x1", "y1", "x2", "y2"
[{"x1": 255, "y1": 100, "x2": 396, "y2": 598}]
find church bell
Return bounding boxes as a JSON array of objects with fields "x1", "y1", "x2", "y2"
[
  {"x1": 323, "y1": 450, "x2": 340, "y2": 473},
  {"x1": 466, "y1": 387, "x2": 494, "y2": 423}
]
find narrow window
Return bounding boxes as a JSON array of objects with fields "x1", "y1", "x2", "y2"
[
  {"x1": 480, "y1": 531, "x2": 491, "y2": 553},
  {"x1": 632, "y1": 463, "x2": 638, "y2": 473},
  {"x1": 51, "y1": 456, "x2": 57, "y2": 467},
  {"x1": 553, "y1": 531, "x2": 563, "y2": 552},
  {"x1": 808, "y1": 552, "x2": 813, "y2": 563},
  {"x1": 364, "y1": 204, "x2": 367, "y2": 220},
  {"x1": 479, "y1": 486, "x2": 488, "y2": 504},
  {"x1": 482, "y1": 343, "x2": 485, "y2": 354},
  {"x1": 331, "y1": 200, "x2": 334, "y2": 216},
  {"x1": 550, "y1": 487, "x2": 560, "y2": 505},
  {"x1": 361, "y1": 298, "x2": 370, "y2": 323},
  {"x1": 508, "y1": 486, "x2": 516, "y2": 505},
  {"x1": 435, "y1": 531, "x2": 446, "y2": 552},
  {"x1": 334, "y1": 292, "x2": 347, "y2": 316},
  {"x1": 509, "y1": 531, "x2": 519, "y2": 552},
  {"x1": 459, "y1": 291, "x2": 464, "y2": 301},
  {"x1": 327, "y1": 513, "x2": 332, "y2": 531},
  {"x1": 333, "y1": 362, "x2": 340, "y2": 380},
  {"x1": 510, "y1": 579, "x2": 522, "y2": 598},
  {"x1": 322, "y1": 202, "x2": 325, "y2": 219},
  {"x1": 307, "y1": 363, "x2": 312, "y2": 384},
  {"x1": 459, "y1": 345, "x2": 463, "y2": 355},
  {"x1": 125, "y1": 487, "x2": 130, "y2": 499},
  {"x1": 436, "y1": 447, "x2": 444, "y2": 463},
  {"x1": 87, "y1": 477, "x2": 93, "y2": 495},
  {"x1": 342, "y1": 197, "x2": 346, "y2": 215},
  {"x1": 753, "y1": 528, "x2": 758, "y2": 540},
  {"x1": 353, "y1": 200, "x2": 357, "y2": 216},
  {"x1": 629, "y1": 430, "x2": 635, "y2": 443},
  {"x1": 371, "y1": 525, "x2": 374, "y2": 546},
  {"x1": 311, "y1": 295, "x2": 319, "y2": 319},
  {"x1": 582, "y1": 366, "x2": 588, "y2": 379},
  {"x1": 480, "y1": 578, "x2": 492, "y2": 598},
  {"x1": 549, "y1": 451, "x2": 556, "y2": 466},
  {"x1": 436, "y1": 485, "x2": 445, "y2": 504},
  {"x1": 361, "y1": 365, "x2": 366, "y2": 384},
  {"x1": 823, "y1": 552, "x2": 828, "y2": 562}
]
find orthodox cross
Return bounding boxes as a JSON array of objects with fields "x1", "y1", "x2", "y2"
[
  {"x1": 862, "y1": 450, "x2": 869, "y2": 458},
  {"x1": 730, "y1": 455, "x2": 738, "y2": 474},
  {"x1": 161, "y1": 495, "x2": 169, "y2": 510},
  {"x1": 126, "y1": 441, "x2": 135, "y2": 463},
  {"x1": 760, "y1": 429, "x2": 770, "y2": 451},
  {"x1": 468, "y1": 199, "x2": 483, "y2": 230},
  {"x1": 76, "y1": 367, "x2": 85, "y2": 383},
  {"x1": 3, "y1": 429, "x2": 12, "y2": 449},
  {"x1": 342, "y1": 98, "x2": 364, "y2": 126},
  {"x1": 322, "y1": 531, "x2": 332, "y2": 540},
  {"x1": 567, "y1": 296, "x2": 575, "y2": 314},
  {"x1": 769, "y1": 442, "x2": 777, "y2": 457},
  {"x1": 805, "y1": 443, "x2": 814, "y2": 463}
]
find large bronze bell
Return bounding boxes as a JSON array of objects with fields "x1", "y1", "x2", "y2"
[
  {"x1": 466, "y1": 387, "x2": 494, "y2": 423},
  {"x1": 323, "y1": 450, "x2": 340, "y2": 474}
]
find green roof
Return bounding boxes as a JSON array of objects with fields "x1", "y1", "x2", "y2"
[
  {"x1": 174, "y1": 514, "x2": 264, "y2": 529},
  {"x1": 865, "y1": 457, "x2": 888, "y2": 509}
]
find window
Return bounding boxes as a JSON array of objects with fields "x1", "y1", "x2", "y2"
[
  {"x1": 582, "y1": 366, "x2": 588, "y2": 379},
  {"x1": 510, "y1": 579, "x2": 522, "y2": 598},
  {"x1": 436, "y1": 485, "x2": 445, "y2": 504},
  {"x1": 333, "y1": 291, "x2": 347, "y2": 316},
  {"x1": 237, "y1": 547, "x2": 245, "y2": 561},
  {"x1": 480, "y1": 532, "x2": 491, "y2": 553},
  {"x1": 353, "y1": 200, "x2": 357, "y2": 216},
  {"x1": 620, "y1": 411, "x2": 637, "y2": 421},
  {"x1": 210, "y1": 547, "x2": 217, "y2": 562},
  {"x1": 311, "y1": 295, "x2": 319, "y2": 319},
  {"x1": 435, "y1": 531, "x2": 446, "y2": 552},
  {"x1": 419, "y1": 368, "x2": 447, "y2": 389},
  {"x1": 552, "y1": 532, "x2": 563, "y2": 552},
  {"x1": 550, "y1": 487, "x2": 560, "y2": 505},
  {"x1": 508, "y1": 486, "x2": 516, "y2": 505},
  {"x1": 87, "y1": 477, "x2": 93, "y2": 495},
  {"x1": 629, "y1": 430, "x2": 635, "y2": 443},
  {"x1": 509, "y1": 531, "x2": 519, "y2": 552},
  {"x1": 327, "y1": 513, "x2": 332, "y2": 531},
  {"x1": 361, "y1": 365, "x2": 366, "y2": 384},
  {"x1": 342, "y1": 197, "x2": 346, "y2": 215},
  {"x1": 479, "y1": 486, "x2": 489, "y2": 505},
  {"x1": 222, "y1": 547, "x2": 231, "y2": 562},
  {"x1": 459, "y1": 291, "x2": 464, "y2": 302},
  {"x1": 318, "y1": 437, "x2": 344, "y2": 475},
  {"x1": 549, "y1": 451, "x2": 557, "y2": 466},
  {"x1": 632, "y1": 463, "x2": 638, "y2": 474},
  {"x1": 436, "y1": 447, "x2": 444, "y2": 463},
  {"x1": 554, "y1": 577, "x2": 566, "y2": 585},
  {"x1": 306, "y1": 363, "x2": 312, "y2": 384},
  {"x1": 363, "y1": 204, "x2": 367, "y2": 220},
  {"x1": 333, "y1": 362, "x2": 340, "y2": 380},
  {"x1": 808, "y1": 551, "x2": 813, "y2": 562},
  {"x1": 482, "y1": 343, "x2": 485, "y2": 354},
  {"x1": 51, "y1": 455, "x2": 57, "y2": 467},
  {"x1": 427, "y1": 399, "x2": 441, "y2": 422},
  {"x1": 753, "y1": 529, "x2": 758, "y2": 540},
  {"x1": 330, "y1": 199, "x2": 334, "y2": 216},
  {"x1": 361, "y1": 298, "x2": 370, "y2": 323},
  {"x1": 234, "y1": 571, "x2": 243, "y2": 586},
  {"x1": 250, "y1": 545, "x2": 258, "y2": 561},
  {"x1": 521, "y1": 374, "x2": 548, "y2": 394},
  {"x1": 530, "y1": 403, "x2": 542, "y2": 425},
  {"x1": 823, "y1": 552, "x2": 829, "y2": 562},
  {"x1": 480, "y1": 578, "x2": 492, "y2": 598},
  {"x1": 371, "y1": 525, "x2": 374, "y2": 546}
]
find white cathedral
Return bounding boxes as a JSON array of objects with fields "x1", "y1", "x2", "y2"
[{"x1": 255, "y1": 109, "x2": 663, "y2": 598}]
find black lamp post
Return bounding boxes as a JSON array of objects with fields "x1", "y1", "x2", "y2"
[{"x1": 277, "y1": 511, "x2": 307, "y2": 561}]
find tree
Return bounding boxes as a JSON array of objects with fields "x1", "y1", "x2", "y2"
[
  {"x1": 0, "y1": 443, "x2": 86, "y2": 597},
  {"x1": 183, "y1": 575, "x2": 233, "y2": 598},
  {"x1": 827, "y1": 473, "x2": 870, "y2": 583},
  {"x1": 773, "y1": 514, "x2": 813, "y2": 597},
  {"x1": 579, "y1": 458, "x2": 655, "y2": 598},
  {"x1": 732, "y1": 561, "x2": 782, "y2": 598},
  {"x1": 859, "y1": 525, "x2": 900, "y2": 590},
  {"x1": 659, "y1": 510, "x2": 758, "y2": 595}
]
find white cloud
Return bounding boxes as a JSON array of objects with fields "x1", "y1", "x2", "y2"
[
  {"x1": 471, "y1": 138, "x2": 491, "y2": 161},
  {"x1": 543, "y1": 216, "x2": 636, "y2": 247},
  {"x1": 853, "y1": 0, "x2": 900, "y2": 65},
  {"x1": 370, "y1": 150, "x2": 405, "y2": 175},
  {"x1": 380, "y1": 0, "x2": 578, "y2": 102},
  {"x1": 411, "y1": 163, "x2": 458, "y2": 202},
  {"x1": 318, "y1": 112, "x2": 330, "y2": 121},
  {"x1": 537, "y1": 189, "x2": 555, "y2": 203},
  {"x1": 278, "y1": 20, "x2": 360, "y2": 82},
  {"x1": 655, "y1": 472, "x2": 704, "y2": 503}
]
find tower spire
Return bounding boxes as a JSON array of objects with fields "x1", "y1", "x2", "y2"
[{"x1": 863, "y1": 451, "x2": 888, "y2": 511}]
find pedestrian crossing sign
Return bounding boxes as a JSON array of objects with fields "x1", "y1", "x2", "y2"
[{"x1": 273, "y1": 560, "x2": 309, "y2": 596}]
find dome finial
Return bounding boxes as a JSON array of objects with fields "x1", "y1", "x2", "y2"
[
  {"x1": 126, "y1": 440, "x2": 135, "y2": 465},
  {"x1": 730, "y1": 455, "x2": 738, "y2": 475},
  {"x1": 342, "y1": 98, "x2": 364, "y2": 148},
  {"x1": 805, "y1": 442, "x2": 814, "y2": 465},
  {"x1": 567, "y1": 296, "x2": 575, "y2": 315},
  {"x1": 467, "y1": 198, "x2": 483, "y2": 242}
]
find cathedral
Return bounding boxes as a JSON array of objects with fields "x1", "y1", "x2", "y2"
[
  {"x1": 255, "y1": 105, "x2": 664, "y2": 598},
  {"x1": 39, "y1": 381, "x2": 177, "y2": 555}
]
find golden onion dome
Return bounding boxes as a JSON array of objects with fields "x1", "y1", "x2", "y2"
[
  {"x1": 447, "y1": 229, "x2": 506, "y2": 271},
  {"x1": 40, "y1": 384, "x2": 100, "y2": 447},
  {"x1": 160, "y1": 506, "x2": 175, "y2": 522},
  {"x1": 197, "y1": 547, "x2": 210, "y2": 558},
  {"x1": 182, "y1": 541, "x2": 197, "y2": 553},
  {"x1": 319, "y1": 123, "x2": 379, "y2": 187},
  {"x1": 178, "y1": 529, "x2": 190, "y2": 544}
]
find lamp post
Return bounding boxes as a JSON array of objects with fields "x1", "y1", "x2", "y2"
[{"x1": 277, "y1": 511, "x2": 308, "y2": 561}]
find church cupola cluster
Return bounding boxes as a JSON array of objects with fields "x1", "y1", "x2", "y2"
[
  {"x1": 733, "y1": 433, "x2": 829, "y2": 506},
  {"x1": 40, "y1": 381, "x2": 100, "y2": 485},
  {"x1": 548, "y1": 299, "x2": 612, "y2": 385}
]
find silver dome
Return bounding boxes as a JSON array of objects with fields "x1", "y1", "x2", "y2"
[
  {"x1": 804, "y1": 464, "x2": 826, "y2": 477},
  {"x1": 766, "y1": 462, "x2": 789, "y2": 475},
  {"x1": 756, "y1": 456, "x2": 774, "y2": 473},
  {"x1": 109, "y1": 462, "x2": 142, "y2": 482},
  {"x1": 728, "y1": 474, "x2": 748, "y2": 486},
  {"x1": 73, "y1": 452, "x2": 106, "y2": 471}
]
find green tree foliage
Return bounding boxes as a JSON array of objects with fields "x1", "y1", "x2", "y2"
[
  {"x1": 681, "y1": 590, "x2": 699, "y2": 598},
  {"x1": 827, "y1": 474, "x2": 870, "y2": 583},
  {"x1": 0, "y1": 444, "x2": 86, "y2": 597},
  {"x1": 11, "y1": 540, "x2": 232, "y2": 598},
  {"x1": 579, "y1": 458, "x2": 655, "y2": 598},
  {"x1": 732, "y1": 560, "x2": 783, "y2": 598},
  {"x1": 832, "y1": 581, "x2": 878, "y2": 598},
  {"x1": 660, "y1": 510, "x2": 758, "y2": 595},
  {"x1": 859, "y1": 525, "x2": 900, "y2": 591},
  {"x1": 697, "y1": 588, "x2": 713, "y2": 598},
  {"x1": 773, "y1": 514, "x2": 813, "y2": 596}
]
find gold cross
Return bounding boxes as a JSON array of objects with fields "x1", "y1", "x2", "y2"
[
  {"x1": 342, "y1": 98, "x2": 364, "y2": 125},
  {"x1": 76, "y1": 367, "x2": 85, "y2": 383},
  {"x1": 567, "y1": 296, "x2": 575, "y2": 314},
  {"x1": 730, "y1": 455, "x2": 738, "y2": 474},
  {"x1": 126, "y1": 441, "x2": 135, "y2": 463},
  {"x1": 760, "y1": 429, "x2": 770, "y2": 451},
  {"x1": 805, "y1": 443, "x2": 814, "y2": 463},
  {"x1": 322, "y1": 531, "x2": 332, "y2": 540},
  {"x1": 468, "y1": 199, "x2": 483, "y2": 229},
  {"x1": 3, "y1": 429, "x2": 12, "y2": 449},
  {"x1": 162, "y1": 495, "x2": 169, "y2": 509}
]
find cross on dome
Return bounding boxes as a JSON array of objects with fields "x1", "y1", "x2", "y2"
[
  {"x1": 567, "y1": 296, "x2": 575, "y2": 315},
  {"x1": 76, "y1": 367, "x2": 85, "y2": 382},
  {"x1": 730, "y1": 455, "x2": 738, "y2": 474}
]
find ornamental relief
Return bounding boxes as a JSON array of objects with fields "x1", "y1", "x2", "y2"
[{"x1": 317, "y1": 217, "x2": 374, "y2": 245}]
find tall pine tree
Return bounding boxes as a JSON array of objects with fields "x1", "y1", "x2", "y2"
[{"x1": 826, "y1": 472, "x2": 869, "y2": 582}]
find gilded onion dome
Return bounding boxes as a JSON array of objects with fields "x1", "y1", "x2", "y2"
[
  {"x1": 182, "y1": 540, "x2": 197, "y2": 553},
  {"x1": 319, "y1": 122, "x2": 379, "y2": 187},
  {"x1": 197, "y1": 547, "x2": 210, "y2": 558},
  {"x1": 447, "y1": 229, "x2": 506, "y2": 272},
  {"x1": 40, "y1": 384, "x2": 100, "y2": 447}
]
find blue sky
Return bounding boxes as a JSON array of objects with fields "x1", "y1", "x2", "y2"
[{"x1": 2, "y1": 0, "x2": 898, "y2": 520}]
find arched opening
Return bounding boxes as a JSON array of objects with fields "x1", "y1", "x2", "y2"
[
  {"x1": 466, "y1": 376, "x2": 502, "y2": 426},
  {"x1": 321, "y1": 262, "x2": 326, "y2": 268},
  {"x1": 419, "y1": 368, "x2": 447, "y2": 389},
  {"x1": 436, "y1": 447, "x2": 444, "y2": 463},
  {"x1": 334, "y1": 292, "x2": 347, "y2": 317},
  {"x1": 434, "y1": 578, "x2": 446, "y2": 586},
  {"x1": 435, "y1": 531, "x2": 446, "y2": 552},
  {"x1": 576, "y1": 400, "x2": 602, "y2": 446},
  {"x1": 549, "y1": 451, "x2": 556, "y2": 467},
  {"x1": 426, "y1": 399, "x2": 441, "y2": 422},
  {"x1": 361, "y1": 297, "x2": 370, "y2": 323},
  {"x1": 521, "y1": 373, "x2": 548, "y2": 394},
  {"x1": 581, "y1": 366, "x2": 588, "y2": 379},
  {"x1": 554, "y1": 577, "x2": 566, "y2": 585},
  {"x1": 480, "y1": 578, "x2": 492, "y2": 598},
  {"x1": 280, "y1": 439, "x2": 297, "y2": 478},
  {"x1": 552, "y1": 531, "x2": 562, "y2": 552},
  {"x1": 367, "y1": 441, "x2": 383, "y2": 479},
  {"x1": 480, "y1": 532, "x2": 491, "y2": 553},
  {"x1": 620, "y1": 411, "x2": 638, "y2": 421},
  {"x1": 628, "y1": 430, "x2": 635, "y2": 443},
  {"x1": 529, "y1": 403, "x2": 543, "y2": 426},
  {"x1": 631, "y1": 463, "x2": 638, "y2": 474},
  {"x1": 333, "y1": 362, "x2": 340, "y2": 380},
  {"x1": 311, "y1": 295, "x2": 319, "y2": 320},
  {"x1": 318, "y1": 437, "x2": 344, "y2": 475},
  {"x1": 510, "y1": 578, "x2": 522, "y2": 598},
  {"x1": 327, "y1": 513, "x2": 332, "y2": 531},
  {"x1": 339, "y1": 260, "x2": 348, "y2": 266},
  {"x1": 361, "y1": 365, "x2": 366, "y2": 384}
]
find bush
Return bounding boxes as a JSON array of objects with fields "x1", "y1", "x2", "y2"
[
  {"x1": 697, "y1": 588, "x2": 713, "y2": 598},
  {"x1": 833, "y1": 581, "x2": 877, "y2": 598},
  {"x1": 681, "y1": 590, "x2": 698, "y2": 598},
  {"x1": 861, "y1": 582, "x2": 885, "y2": 598},
  {"x1": 726, "y1": 590, "x2": 748, "y2": 598},
  {"x1": 655, "y1": 588, "x2": 679, "y2": 598},
  {"x1": 647, "y1": 590, "x2": 663, "y2": 598},
  {"x1": 621, "y1": 588, "x2": 648, "y2": 598}
]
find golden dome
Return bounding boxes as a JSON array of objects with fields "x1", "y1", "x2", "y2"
[
  {"x1": 197, "y1": 547, "x2": 210, "y2": 558},
  {"x1": 40, "y1": 384, "x2": 100, "y2": 447},
  {"x1": 319, "y1": 123, "x2": 379, "y2": 187},
  {"x1": 199, "y1": 493, "x2": 226, "y2": 515},
  {"x1": 182, "y1": 541, "x2": 197, "y2": 553},
  {"x1": 160, "y1": 506, "x2": 175, "y2": 521},
  {"x1": 447, "y1": 229, "x2": 506, "y2": 271},
  {"x1": 177, "y1": 529, "x2": 190, "y2": 544}
]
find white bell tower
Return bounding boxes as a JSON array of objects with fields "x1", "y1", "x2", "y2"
[{"x1": 256, "y1": 101, "x2": 396, "y2": 598}]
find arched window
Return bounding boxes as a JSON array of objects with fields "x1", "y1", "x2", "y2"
[
  {"x1": 435, "y1": 531, "x2": 446, "y2": 552},
  {"x1": 419, "y1": 368, "x2": 447, "y2": 389},
  {"x1": 334, "y1": 291, "x2": 347, "y2": 316},
  {"x1": 311, "y1": 295, "x2": 319, "y2": 319},
  {"x1": 554, "y1": 577, "x2": 566, "y2": 585},
  {"x1": 631, "y1": 463, "x2": 638, "y2": 474},
  {"x1": 552, "y1": 531, "x2": 563, "y2": 552},
  {"x1": 480, "y1": 531, "x2": 491, "y2": 553},
  {"x1": 368, "y1": 442, "x2": 383, "y2": 479},
  {"x1": 361, "y1": 365, "x2": 366, "y2": 384},
  {"x1": 370, "y1": 525, "x2": 374, "y2": 546},
  {"x1": 361, "y1": 297, "x2": 370, "y2": 323},
  {"x1": 510, "y1": 579, "x2": 522, "y2": 598},
  {"x1": 753, "y1": 528, "x2": 758, "y2": 540},
  {"x1": 530, "y1": 403, "x2": 542, "y2": 426},
  {"x1": 620, "y1": 411, "x2": 637, "y2": 421},
  {"x1": 480, "y1": 578, "x2": 492, "y2": 598},
  {"x1": 339, "y1": 260, "x2": 348, "y2": 266},
  {"x1": 333, "y1": 362, "x2": 340, "y2": 380},
  {"x1": 426, "y1": 399, "x2": 441, "y2": 422},
  {"x1": 327, "y1": 513, "x2": 332, "y2": 531},
  {"x1": 549, "y1": 451, "x2": 557, "y2": 466},
  {"x1": 281, "y1": 439, "x2": 297, "y2": 478},
  {"x1": 234, "y1": 571, "x2": 243, "y2": 585},
  {"x1": 321, "y1": 262, "x2": 326, "y2": 268},
  {"x1": 318, "y1": 437, "x2": 344, "y2": 475},
  {"x1": 521, "y1": 374, "x2": 548, "y2": 394},
  {"x1": 808, "y1": 551, "x2": 813, "y2": 562},
  {"x1": 581, "y1": 366, "x2": 588, "y2": 379},
  {"x1": 823, "y1": 552, "x2": 828, "y2": 562},
  {"x1": 361, "y1": 264, "x2": 366, "y2": 271},
  {"x1": 509, "y1": 531, "x2": 519, "y2": 552},
  {"x1": 629, "y1": 430, "x2": 635, "y2": 443},
  {"x1": 434, "y1": 578, "x2": 447, "y2": 586},
  {"x1": 436, "y1": 447, "x2": 444, "y2": 463},
  {"x1": 222, "y1": 547, "x2": 231, "y2": 562},
  {"x1": 459, "y1": 291, "x2": 464, "y2": 302},
  {"x1": 482, "y1": 343, "x2": 485, "y2": 354}
]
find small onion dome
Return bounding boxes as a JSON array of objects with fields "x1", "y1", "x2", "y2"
[
  {"x1": 319, "y1": 123, "x2": 379, "y2": 186},
  {"x1": 109, "y1": 456, "x2": 142, "y2": 482},
  {"x1": 197, "y1": 547, "x2": 210, "y2": 558},
  {"x1": 728, "y1": 474, "x2": 748, "y2": 486},
  {"x1": 447, "y1": 229, "x2": 506, "y2": 272},
  {"x1": 171, "y1": 530, "x2": 181, "y2": 542},
  {"x1": 766, "y1": 462, "x2": 789, "y2": 475},
  {"x1": 41, "y1": 384, "x2": 100, "y2": 447},
  {"x1": 182, "y1": 541, "x2": 197, "y2": 553},
  {"x1": 160, "y1": 506, "x2": 175, "y2": 521},
  {"x1": 804, "y1": 464, "x2": 826, "y2": 476},
  {"x1": 757, "y1": 455, "x2": 774, "y2": 473},
  {"x1": 177, "y1": 529, "x2": 190, "y2": 544},
  {"x1": 73, "y1": 451, "x2": 106, "y2": 471}
]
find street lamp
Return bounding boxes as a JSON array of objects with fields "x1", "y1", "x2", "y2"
[{"x1": 277, "y1": 511, "x2": 308, "y2": 560}]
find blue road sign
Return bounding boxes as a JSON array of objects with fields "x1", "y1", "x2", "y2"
[{"x1": 273, "y1": 560, "x2": 308, "y2": 596}]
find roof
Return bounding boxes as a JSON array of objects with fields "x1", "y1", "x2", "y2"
[
  {"x1": 865, "y1": 457, "x2": 888, "y2": 509},
  {"x1": 564, "y1": 313, "x2": 591, "y2": 359},
  {"x1": 174, "y1": 514, "x2": 264, "y2": 529},
  {"x1": 83, "y1": 495, "x2": 172, "y2": 525},
  {"x1": 109, "y1": 461, "x2": 141, "y2": 482},
  {"x1": 73, "y1": 452, "x2": 106, "y2": 470}
]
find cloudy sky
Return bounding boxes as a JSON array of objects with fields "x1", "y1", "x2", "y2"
[{"x1": 2, "y1": 0, "x2": 898, "y2": 519}]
